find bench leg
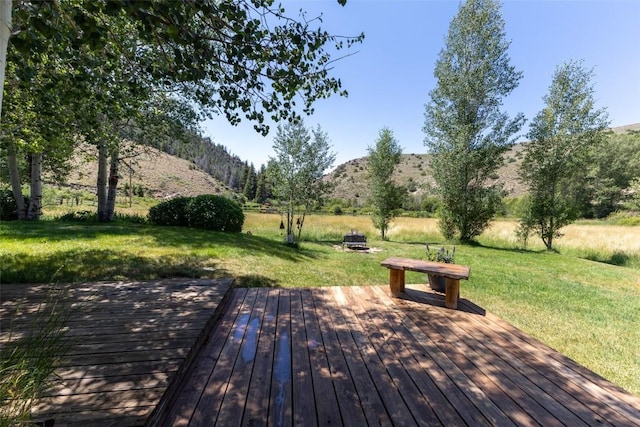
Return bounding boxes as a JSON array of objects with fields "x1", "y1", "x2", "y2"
[
  {"x1": 445, "y1": 278, "x2": 460, "y2": 309},
  {"x1": 389, "y1": 268, "x2": 405, "y2": 297}
]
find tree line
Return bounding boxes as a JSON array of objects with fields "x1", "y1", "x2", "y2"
[
  {"x1": 2, "y1": 0, "x2": 636, "y2": 252},
  {"x1": 0, "y1": 0, "x2": 362, "y2": 222},
  {"x1": 362, "y1": 0, "x2": 638, "y2": 250},
  {"x1": 244, "y1": 0, "x2": 638, "y2": 250}
]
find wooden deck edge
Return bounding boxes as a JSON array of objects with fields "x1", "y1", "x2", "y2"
[{"x1": 145, "y1": 278, "x2": 235, "y2": 426}]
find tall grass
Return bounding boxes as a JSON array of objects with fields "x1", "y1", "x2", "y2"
[
  {"x1": 479, "y1": 219, "x2": 640, "y2": 268},
  {"x1": 0, "y1": 288, "x2": 73, "y2": 425}
]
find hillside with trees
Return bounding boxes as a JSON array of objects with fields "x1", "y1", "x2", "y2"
[
  {"x1": 57, "y1": 123, "x2": 639, "y2": 221},
  {"x1": 159, "y1": 133, "x2": 248, "y2": 192},
  {"x1": 324, "y1": 124, "x2": 639, "y2": 217},
  {"x1": 64, "y1": 143, "x2": 233, "y2": 199}
]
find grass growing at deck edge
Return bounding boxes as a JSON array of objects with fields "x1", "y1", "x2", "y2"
[{"x1": 1, "y1": 213, "x2": 639, "y2": 397}]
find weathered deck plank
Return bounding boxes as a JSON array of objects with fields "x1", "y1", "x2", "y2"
[
  {"x1": 6, "y1": 281, "x2": 640, "y2": 426},
  {"x1": 299, "y1": 288, "x2": 342, "y2": 426},
  {"x1": 0, "y1": 279, "x2": 234, "y2": 426},
  {"x1": 160, "y1": 288, "x2": 248, "y2": 427},
  {"x1": 215, "y1": 287, "x2": 267, "y2": 427},
  {"x1": 161, "y1": 285, "x2": 640, "y2": 426},
  {"x1": 242, "y1": 288, "x2": 279, "y2": 427},
  {"x1": 290, "y1": 289, "x2": 317, "y2": 426},
  {"x1": 328, "y1": 287, "x2": 392, "y2": 426},
  {"x1": 189, "y1": 288, "x2": 259, "y2": 425}
]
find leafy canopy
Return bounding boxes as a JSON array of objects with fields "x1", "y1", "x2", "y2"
[
  {"x1": 519, "y1": 60, "x2": 609, "y2": 250},
  {"x1": 268, "y1": 120, "x2": 335, "y2": 243},
  {"x1": 423, "y1": 0, "x2": 524, "y2": 241},
  {"x1": 367, "y1": 128, "x2": 403, "y2": 240}
]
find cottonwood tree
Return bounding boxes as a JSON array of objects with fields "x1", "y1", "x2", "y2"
[
  {"x1": 268, "y1": 120, "x2": 335, "y2": 244},
  {"x1": 423, "y1": 0, "x2": 525, "y2": 241},
  {"x1": 518, "y1": 60, "x2": 609, "y2": 250},
  {"x1": 367, "y1": 128, "x2": 403, "y2": 240},
  {"x1": 2, "y1": 0, "x2": 362, "y2": 220}
]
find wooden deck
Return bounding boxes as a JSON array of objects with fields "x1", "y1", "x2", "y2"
[
  {"x1": 160, "y1": 284, "x2": 640, "y2": 426},
  {"x1": 0, "y1": 278, "x2": 234, "y2": 426},
  {"x1": 3, "y1": 281, "x2": 640, "y2": 426}
]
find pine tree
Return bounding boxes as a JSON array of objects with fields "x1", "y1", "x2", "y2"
[
  {"x1": 243, "y1": 163, "x2": 257, "y2": 201},
  {"x1": 255, "y1": 164, "x2": 269, "y2": 204}
]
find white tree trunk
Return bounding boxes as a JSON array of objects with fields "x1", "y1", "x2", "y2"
[
  {"x1": 7, "y1": 143, "x2": 26, "y2": 219},
  {"x1": 97, "y1": 141, "x2": 108, "y2": 221},
  {"x1": 105, "y1": 150, "x2": 119, "y2": 221},
  {"x1": 1, "y1": 2, "x2": 20, "y2": 217},
  {"x1": 0, "y1": 0, "x2": 12, "y2": 120},
  {"x1": 27, "y1": 152, "x2": 42, "y2": 220}
]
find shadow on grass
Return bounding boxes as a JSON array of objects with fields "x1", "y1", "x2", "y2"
[
  {"x1": 1, "y1": 220, "x2": 322, "y2": 261},
  {"x1": 0, "y1": 247, "x2": 291, "y2": 285},
  {"x1": 235, "y1": 274, "x2": 281, "y2": 288},
  {"x1": 584, "y1": 251, "x2": 630, "y2": 267},
  {"x1": 398, "y1": 239, "x2": 549, "y2": 256},
  {"x1": 0, "y1": 249, "x2": 214, "y2": 284}
]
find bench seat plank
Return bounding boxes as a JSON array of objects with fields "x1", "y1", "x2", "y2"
[
  {"x1": 380, "y1": 257, "x2": 470, "y2": 310},
  {"x1": 380, "y1": 257, "x2": 470, "y2": 280}
]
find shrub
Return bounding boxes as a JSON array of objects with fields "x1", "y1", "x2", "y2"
[
  {"x1": 503, "y1": 196, "x2": 529, "y2": 218},
  {"x1": 148, "y1": 197, "x2": 191, "y2": 226},
  {"x1": 421, "y1": 196, "x2": 440, "y2": 214},
  {"x1": 0, "y1": 189, "x2": 29, "y2": 221},
  {"x1": 606, "y1": 211, "x2": 640, "y2": 226},
  {"x1": 186, "y1": 195, "x2": 244, "y2": 232}
]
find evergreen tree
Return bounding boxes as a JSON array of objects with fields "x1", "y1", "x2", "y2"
[
  {"x1": 243, "y1": 163, "x2": 257, "y2": 201},
  {"x1": 255, "y1": 164, "x2": 270, "y2": 204},
  {"x1": 423, "y1": 0, "x2": 525, "y2": 241},
  {"x1": 240, "y1": 162, "x2": 250, "y2": 193}
]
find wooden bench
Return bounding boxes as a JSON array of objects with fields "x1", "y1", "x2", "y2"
[{"x1": 380, "y1": 257, "x2": 470, "y2": 309}]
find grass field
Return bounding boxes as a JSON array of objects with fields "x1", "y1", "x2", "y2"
[{"x1": 1, "y1": 213, "x2": 639, "y2": 396}]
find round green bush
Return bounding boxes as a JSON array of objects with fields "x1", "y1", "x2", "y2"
[
  {"x1": 148, "y1": 196, "x2": 191, "y2": 226},
  {"x1": 186, "y1": 194, "x2": 244, "y2": 232},
  {"x1": 0, "y1": 189, "x2": 29, "y2": 221}
]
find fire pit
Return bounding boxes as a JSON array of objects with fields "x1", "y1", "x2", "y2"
[{"x1": 342, "y1": 230, "x2": 368, "y2": 250}]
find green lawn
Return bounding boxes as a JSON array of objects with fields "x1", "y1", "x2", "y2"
[{"x1": 1, "y1": 214, "x2": 639, "y2": 396}]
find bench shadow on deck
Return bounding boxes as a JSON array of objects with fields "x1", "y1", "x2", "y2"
[{"x1": 160, "y1": 284, "x2": 640, "y2": 426}]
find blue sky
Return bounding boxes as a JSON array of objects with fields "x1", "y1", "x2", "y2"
[{"x1": 203, "y1": 0, "x2": 640, "y2": 169}]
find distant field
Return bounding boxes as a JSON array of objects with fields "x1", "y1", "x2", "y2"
[{"x1": 255, "y1": 214, "x2": 640, "y2": 267}]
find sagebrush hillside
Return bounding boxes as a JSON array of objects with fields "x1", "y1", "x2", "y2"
[
  {"x1": 63, "y1": 123, "x2": 639, "y2": 203},
  {"x1": 324, "y1": 123, "x2": 639, "y2": 203},
  {"x1": 66, "y1": 144, "x2": 231, "y2": 198},
  {"x1": 325, "y1": 142, "x2": 528, "y2": 203}
]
